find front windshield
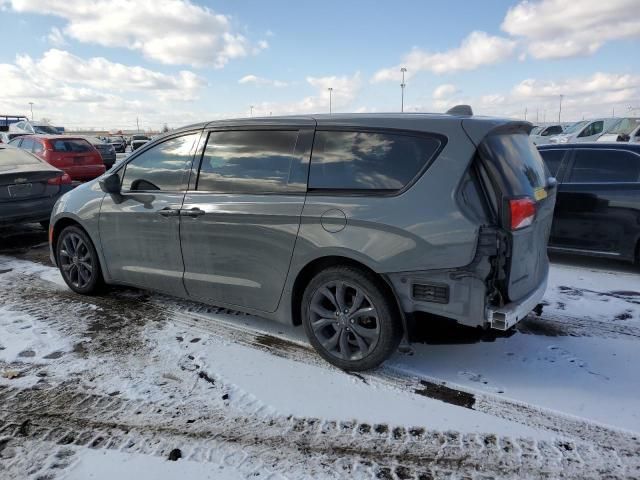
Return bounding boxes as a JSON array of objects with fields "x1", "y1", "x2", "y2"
[
  {"x1": 608, "y1": 118, "x2": 640, "y2": 135},
  {"x1": 562, "y1": 121, "x2": 588, "y2": 134},
  {"x1": 33, "y1": 125, "x2": 59, "y2": 134}
]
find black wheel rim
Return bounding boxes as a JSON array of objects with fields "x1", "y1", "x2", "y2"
[
  {"x1": 309, "y1": 280, "x2": 380, "y2": 361},
  {"x1": 59, "y1": 233, "x2": 93, "y2": 289}
]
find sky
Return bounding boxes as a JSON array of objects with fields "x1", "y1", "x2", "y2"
[{"x1": 0, "y1": 0, "x2": 638, "y2": 131}]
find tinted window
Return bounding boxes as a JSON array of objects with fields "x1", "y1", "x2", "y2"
[
  {"x1": 579, "y1": 121, "x2": 603, "y2": 138},
  {"x1": 568, "y1": 149, "x2": 640, "y2": 183},
  {"x1": 8, "y1": 138, "x2": 21, "y2": 146},
  {"x1": 479, "y1": 133, "x2": 547, "y2": 196},
  {"x1": 122, "y1": 133, "x2": 198, "y2": 191},
  {"x1": 539, "y1": 149, "x2": 565, "y2": 177},
  {"x1": 545, "y1": 125, "x2": 563, "y2": 135},
  {"x1": 52, "y1": 139, "x2": 92, "y2": 152},
  {"x1": 20, "y1": 138, "x2": 35, "y2": 151},
  {"x1": 309, "y1": 130, "x2": 440, "y2": 191},
  {"x1": 197, "y1": 130, "x2": 300, "y2": 193}
]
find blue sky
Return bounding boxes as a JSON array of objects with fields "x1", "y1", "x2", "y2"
[{"x1": 0, "y1": 0, "x2": 638, "y2": 130}]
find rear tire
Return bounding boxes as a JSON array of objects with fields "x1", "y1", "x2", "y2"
[
  {"x1": 56, "y1": 225, "x2": 103, "y2": 295},
  {"x1": 301, "y1": 266, "x2": 402, "y2": 371}
]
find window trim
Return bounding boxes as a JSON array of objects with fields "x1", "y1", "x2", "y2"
[
  {"x1": 117, "y1": 129, "x2": 203, "y2": 194},
  {"x1": 192, "y1": 126, "x2": 313, "y2": 195},
  {"x1": 307, "y1": 126, "x2": 448, "y2": 197},
  {"x1": 563, "y1": 148, "x2": 640, "y2": 185}
]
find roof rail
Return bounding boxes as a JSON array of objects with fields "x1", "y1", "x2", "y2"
[{"x1": 446, "y1": 105, "x2": 473, "y2": 116}]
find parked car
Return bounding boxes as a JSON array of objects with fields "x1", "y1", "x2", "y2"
[
  {"x1": 84, "y1": 136, "x2": 116, "y2": 169},
  {"x1": 538, "y1": 143, "x2": 640, "y2": 262},
  {"x1": 597, "y1": 118, "x2": 640, "y2": 143},
  {"x1": 548, "y1": 118, "x2": 619, "y2": 144},
  {"x1": 0, "y1": 132, "x2": 10, "y2": 144},
  {"x1": 107, "y1": 136, "x2": 127, "y2": 153},
  {"x1": 10, "y1": 135, "x2": 105, "y2": 181},
  {"x1": 49, "y1": 110, "x2": 556, "y2": 370},
  {"x1": 130, "y1": 135, "x2": 150, "y2": 151},
  {"x1": 530, "y1": 124, "x2": 565, "y2": 146},
  {"x1": 0, "y1": 144, "x2": 72, "y2": 227},
  {"x1": 8, "y1": 120, "x2": 60, "y2": 135}
]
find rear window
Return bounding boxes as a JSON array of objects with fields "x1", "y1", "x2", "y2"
[
  {"x1": 568, "y1": 149, "x2": 640, "y2": 183},
  {"x1": 309, "y1": 130, "x2": 441, "y2": 191},
  {"x1": 52, "y1": 139, "x2": 92, "y2": 153},
  {"x1": 479, "y1": 133, "x2": 547, "y2": 196}
]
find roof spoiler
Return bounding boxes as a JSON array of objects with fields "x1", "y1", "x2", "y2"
[{"x1": 446, "y1": 105, "x2": 473, "y2": 116}]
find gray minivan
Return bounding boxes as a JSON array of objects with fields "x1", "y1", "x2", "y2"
[{"x1": 49, "y1": 109, "x2": 556, "y2": 370}]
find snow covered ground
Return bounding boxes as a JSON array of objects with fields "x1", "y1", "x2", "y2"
[{"x1": 0, "y1": 225, "x2": 639, "y2": 479}]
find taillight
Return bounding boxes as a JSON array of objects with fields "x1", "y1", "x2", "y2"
[
  {"x1": 509, "y1": 197, "x2": 536, "y2": 230},
  {"x1": 48, "y1": 173, "x2": 72, "y2": 185}
]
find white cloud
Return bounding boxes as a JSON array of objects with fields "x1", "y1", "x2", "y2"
[
  {"x1": 432, "y1": 84, "x2": 458, "y2": 100},
  {"x1": 502, "y1": 0, "x2": 640, "y2": 59},
  {"x1": 7, "y1": 0, "x2": 266, "y2": 68},
  {"x1": 46, "y1": 26, "x2": 66, "y2": 46},
  {"x1": 511, "y1": 72, "x2": 640, "y2": 99},
  {"x1": 239, "y1": 75, "x2": 288, "y2": 88},
  {"x1": 249, "y1": 72, "x2": 362, "y2": 116},
  {"x1": 372, "y1": 31, "x2": 516, "y2": 82},
  {"x1": 0, "y1": 49, "x2": 208, "y2": 128}
]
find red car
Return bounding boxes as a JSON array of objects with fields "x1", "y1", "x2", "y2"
[{"x1": 9, "y1": 135, "x2": 105, "y2": 181}]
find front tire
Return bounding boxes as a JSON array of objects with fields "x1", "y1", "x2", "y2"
[
  {"x1": 56, "y1": 225, "x2": 103, "y2": 294},
  {"x1": 301, "y1": 266, "x2": 402, "y2": 371}
]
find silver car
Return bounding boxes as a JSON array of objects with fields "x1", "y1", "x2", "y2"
[{"x1": 49, "y1": 110, "x2": 556, "y2": 370}]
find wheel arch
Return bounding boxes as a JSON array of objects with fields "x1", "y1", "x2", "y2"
[
  {"x1": 290, "y1": 255, "x2": 405, "y2": 332},
  {"x1": 51, "y1": 216, "x2": 108, "y2": 282}
]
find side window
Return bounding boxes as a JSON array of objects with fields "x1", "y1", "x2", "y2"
[
  {"x1": 197, "y1": 130, "x2": 301, "y2": 193},
  {"x1": 568, "y1": 149, "x2": 640, "y2": 183},
  {"x1": 539, "y1": 149, "x2": 565, "y2": 177},
  {"x1": 121, "y1": 133, "x2": 198, "y2": 191},
  {"x1": 20, "y1": 138, "x2": 34, "y2": 151},
  {"x1": 32, "y1": 140, "x2": 44, "y2": 154},
  {"x1": 546, "y1": 126, "x2": 563, "y2": 135},
  {"x1": 9, "y1": 138, "x2": 21, "y2": 147},
  {"x1": 309, "y1": 130, "x2": 441, "y2": 191}
]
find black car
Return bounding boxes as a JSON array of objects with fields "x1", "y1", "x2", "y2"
[
  {"x1": 107, "y1": 136, "x2": 126, "y2": 153},
  {"x1": 0, "y1": 144, "x2": 73, "y2": 227},
  {"x1": 538, "y1": 143, "x2": 640, "y2": 263},
  {"x1": 84, "y1": 136, "x2": 116, "y2": 169}
]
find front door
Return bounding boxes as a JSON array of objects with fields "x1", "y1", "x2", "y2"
[
  {"x1": 180, "y1": 126, "x2": 314, "y2": 312},
  {"x1": 99, "y1": 131, "x2": 201, "y2": 295},
  {"x1": 552, "y1": 148, "x2": 640, "y2": 258}
]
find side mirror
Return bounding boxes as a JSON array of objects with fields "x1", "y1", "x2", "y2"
[{"x1": 99, "y1": 172, "x2": 121, "y2": 194}]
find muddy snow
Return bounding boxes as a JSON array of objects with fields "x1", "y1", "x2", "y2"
[{"x1": 1, "y1": 225, "x2": 639, "y2": 479}]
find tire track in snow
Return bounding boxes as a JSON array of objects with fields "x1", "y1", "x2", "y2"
[{"x1": 1, "y1": 384, "x2": 637, "y2": 480}]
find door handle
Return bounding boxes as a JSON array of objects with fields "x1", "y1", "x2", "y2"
[
  {"x1": 157, "y1": 207, "x2": 180, "y2": 217},
  {"x1": 180, "y1": 207, "x2": 205, "y2": 218}
]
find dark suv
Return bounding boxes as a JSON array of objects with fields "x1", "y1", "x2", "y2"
[
  {"x1": 49, "y1": 109, "x2": 556, "y2": 370},
  {"x1": 539, "y1": 143, "x2": 640, "y2": 262}
]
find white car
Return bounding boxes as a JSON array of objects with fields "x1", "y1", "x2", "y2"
[
  {"x1": 597, "y1": 118, "x2": 640, "y2": 143},
  {"x1": 530, "y1": 124, "x2": 564, "y2": 146},
  {"x1": 9, "y1": 119, "x2": 59, "y2": 135},
  {"x1": 548, "y1": 118, "x2": 619, "y2": 144}
]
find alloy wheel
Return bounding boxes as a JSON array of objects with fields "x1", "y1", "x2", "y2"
[
  {"x1": 308, "y1": 280, "x2": 380, "y2": 361},
  {"x1": 58, "y1": 232, "x2": 94, "y2": 289}
]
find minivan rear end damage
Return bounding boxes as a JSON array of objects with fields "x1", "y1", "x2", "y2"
[{"x1": 389, "y1": 120, "x2": 556, "y2": 331}]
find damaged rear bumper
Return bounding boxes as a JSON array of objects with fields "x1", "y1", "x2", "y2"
[{"x1": 486, "y1": 272, "x2": 548, "y2": 330}]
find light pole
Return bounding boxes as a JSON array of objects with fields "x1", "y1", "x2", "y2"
[
  {"x1": 28, "y1": 102, "x2": 34, "y2": 120},
  {"x1": 327, "y1": 87, "x2": 333, "y2": 114},
  {"x1": 558, "y1": 94, "x2": 564, "y2": 123},
  {"x1": 250, "y1": 105, "x2": 254, "y2": 117},
  {"x1": 400, "y1": 67, "x2": 407, "y2": 112}
]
